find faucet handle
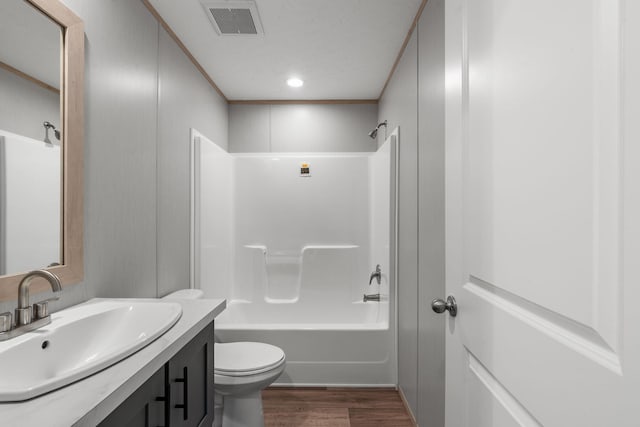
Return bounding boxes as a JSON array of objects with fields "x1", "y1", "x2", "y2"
[
  {"x1": 36, "y1": 296, "x2": 60, "y2": 303},
  {"x1": 33, "y1": 297, "x2": 59, "y2": 320},
  {"x1": 369, "y1": 264, "x2": 382, "y2": 285},
  {"x1": 15, "y1": 307, "x2": 33, "y2": 327},
  {"x1": 0, "y1": 312, "x2": 12, "y2": 333}
]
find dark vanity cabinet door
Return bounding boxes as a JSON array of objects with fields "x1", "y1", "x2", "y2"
[
  {"x1": 168, "y1": 323, "x2": 214, "y2": 427},
  {"x1": 99, "y1": 322, "x2": 214, "y2": 427},
  {"x1": 98, "y1": 367, "x2": 167, "y2": 427}
]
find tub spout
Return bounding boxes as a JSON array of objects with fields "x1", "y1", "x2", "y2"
[
  {"x1": 369, "y1": 264, "x2": 381, "y2": 285},
  {"x1": 363, "y1": 293, "x2": 380, "y2": 302}
]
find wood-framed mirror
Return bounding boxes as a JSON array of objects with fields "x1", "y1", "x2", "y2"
[{"x1": 0, "y1": 0, "x2": 83, "y2": 299}]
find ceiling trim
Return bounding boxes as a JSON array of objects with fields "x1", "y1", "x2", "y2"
[
  {"x1": 0, "y1": 61, "x2": 59, "y2": 94},
  {"x1": 228, "y1": 99, "x2": 378, "y2": 105},
  {"x1": 142, "y1": 0, "x2": 228, "y2": 101},
  {"x1": 378, "y1": 0, "x2": 428, "y2": 100}
]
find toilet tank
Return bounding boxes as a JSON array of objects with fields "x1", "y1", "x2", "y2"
[{"x1": 161, "y1": 289, "x2": 204, "y2": 300}]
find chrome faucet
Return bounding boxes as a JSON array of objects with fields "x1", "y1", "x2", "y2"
[
  {"x1": 369, "y1": 264, "x2": 381, "y2": 285},
  {"x1": 16, "y1": 269, "x2": 62, "y2": 326},
  {"x1": 0, "y1": 270, "x2": 62, "y2": 341}
]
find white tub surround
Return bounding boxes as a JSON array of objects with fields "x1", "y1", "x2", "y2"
[
  {"x1": 194, "y1": 133, "x2": 398, "y2": 386},
  {"x1": 0, "y1": 298, "x2": 226, "y2": 427},
  {"x1": 0, "y1": 129, "x2": 60, "y2": 275}
]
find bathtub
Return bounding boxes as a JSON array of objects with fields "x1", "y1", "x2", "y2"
[
  {"x1": 193, "y1": 135, "x2": 398, "y2": 386},
  {"x1": 214, "y1": 299, "x2": 395, "y2": 386}
]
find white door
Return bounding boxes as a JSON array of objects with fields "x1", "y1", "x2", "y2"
[{"x1": 443, "y1": 0, "x2": 640, "y2": 426}]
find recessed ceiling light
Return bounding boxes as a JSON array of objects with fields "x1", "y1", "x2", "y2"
[{"x1": 287, "y1": 77, "x2": 304, "y2": 88}]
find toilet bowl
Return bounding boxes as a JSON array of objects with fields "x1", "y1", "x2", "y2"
[
  {"x1": 162, "y1": 289, "x2": 286, "y2": 427},
  {"x1": 215, "y1": 342, "x2": 285, "y2": 427}
]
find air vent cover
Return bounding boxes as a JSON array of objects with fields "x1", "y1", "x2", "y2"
[{"x1": 200, "y1": 1, "x2": 264, "y2": 36}]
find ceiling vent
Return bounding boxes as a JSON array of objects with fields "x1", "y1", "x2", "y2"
[{"x1": 200, "y1": 1, "x2": 264, "y2": 36}]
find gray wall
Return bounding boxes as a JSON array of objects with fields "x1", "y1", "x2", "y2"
[
  {"x1": 10, "y1": 0, "x2": 230, "y2": 310},
  {"x1": 156, "y1": 28, "x2": 229, "y2": 297},
  {"x1": 378, "y1": 30, "x2": 419, "y2": 415},
  {"x1": 0, "y1": 68, "x2": 59, "y2": 141},
  {"x1": 71, "y1": 0, "x2": 160, "y2": 300},
  {"x1": 378, "y1": 1, "x2": 445, "y2": 425},
  {"x1": 417, "y1": 0, "x2": 446, "y2": 426},
  {"x1": 229, "y1": 103, "x2": 377, "y2": 152}
]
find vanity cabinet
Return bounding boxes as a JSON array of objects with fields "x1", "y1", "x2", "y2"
[
  {"x1": 99, "y1": 323, "x2": 214, "y2": 427},
  {"x1": 98, "y1": 367, "x2": 166, "y2": 426},
  {"x1": 167, "y1": 322, "x2": 214, "y2": 427}
]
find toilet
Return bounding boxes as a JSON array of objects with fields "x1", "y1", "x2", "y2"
[
  {"x1": 214, "y1": 342, "x2": 285, "y2": 427},
  {"x1": 162, "y1": 289, "x2": 286, "y2": 427}
]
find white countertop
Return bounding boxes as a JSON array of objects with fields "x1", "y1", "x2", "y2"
[{"x1": 0, "y1": 297, "x2": 226, "y2": 427}]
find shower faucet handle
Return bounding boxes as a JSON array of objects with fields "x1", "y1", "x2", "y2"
[{"x1": 369, "y1": 264, "x2": 382, "y2": 285}]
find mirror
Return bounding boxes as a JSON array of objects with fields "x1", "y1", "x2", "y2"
[
  {"x1": 0, "y1": 0, "x2": 62, "y2": 277},
  {"x1": 0, "y1": 0, "x2": 83, "y2": 299}
]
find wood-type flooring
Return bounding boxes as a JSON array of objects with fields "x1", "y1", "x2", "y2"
[{"x1": 262, "y1": 387, "x2": 415, "y2": 427}]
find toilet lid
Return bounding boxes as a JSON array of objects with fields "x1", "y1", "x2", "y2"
[{"x1": 215, "y1": 342, "x2": 285, "y2": 376}]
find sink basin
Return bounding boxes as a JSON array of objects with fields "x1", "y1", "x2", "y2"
[{"x1": 0, "y1": 299, "x2": 182, "y2": 401}]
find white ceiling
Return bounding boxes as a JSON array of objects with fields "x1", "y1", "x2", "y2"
[{"x1": 146, "y1": 0, "x2": 423, "y2": 101}]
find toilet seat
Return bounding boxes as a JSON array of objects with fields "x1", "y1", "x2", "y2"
[{"x1": 215, "y1": 342, "x2": 285, "y2": 377}]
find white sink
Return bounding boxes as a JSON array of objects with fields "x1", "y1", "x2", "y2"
[{"x1": 0, "y1": 299, "x2": 182, "y2": 401}]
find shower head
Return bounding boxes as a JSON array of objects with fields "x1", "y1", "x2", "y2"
[
  {"x1": 43, "y1": 121, "x2": 60, "y2": 144},
  {"x1": 368, "y1": 120, "x2": 388, "y2": 139}
]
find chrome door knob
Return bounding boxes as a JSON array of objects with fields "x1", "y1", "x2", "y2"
[{"x1": 431, "y1": 296, "x2": 457, "y2": 317}]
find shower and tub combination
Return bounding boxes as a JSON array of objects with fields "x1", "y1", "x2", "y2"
[
  {"x1": 190, "y1": 128, "x2": 398, "y2": 386},
  {"x1": 0, "y1": 127, "x2": 60, "y2": 276}
]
